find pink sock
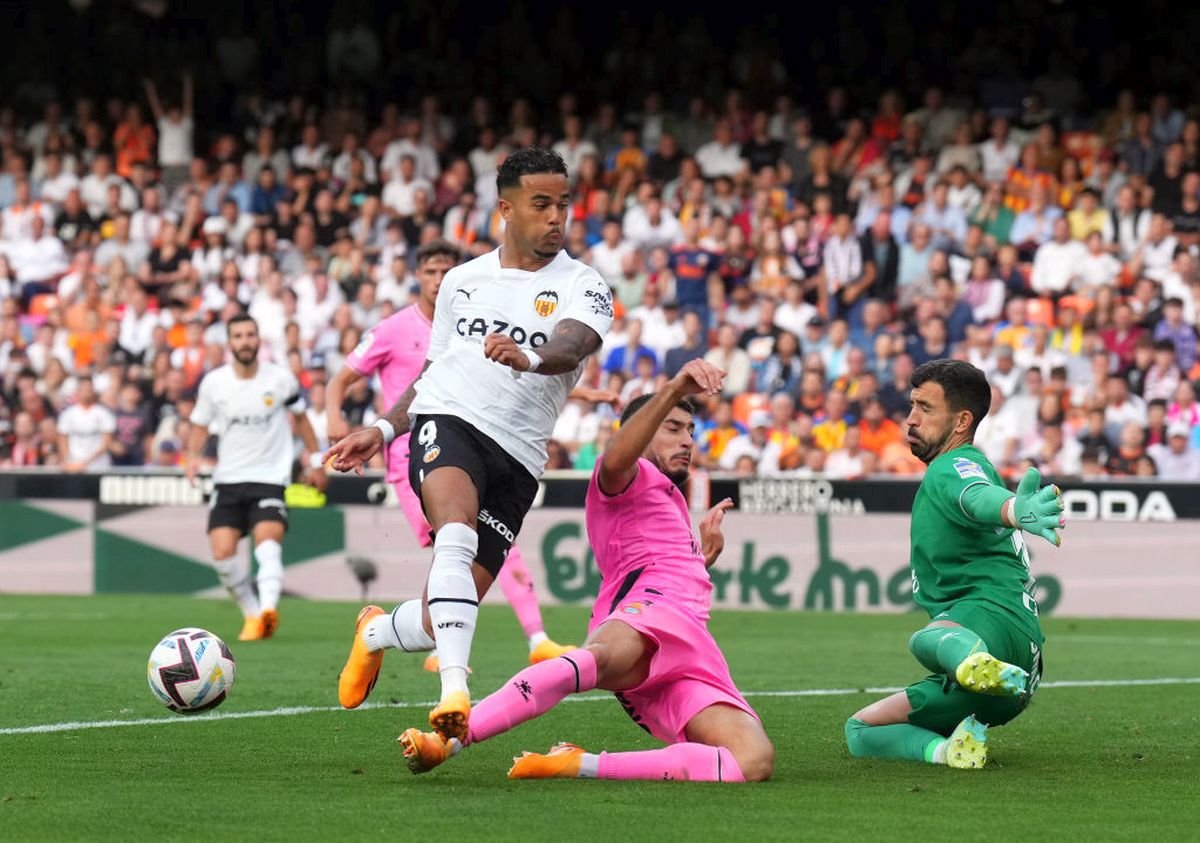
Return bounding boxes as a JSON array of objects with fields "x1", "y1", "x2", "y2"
[
  {"x1": 594, "y1": 743, "x2": 745, "y2": 783},
  {"x1": 465, "y1": 649, "x2": 597, "y2": 745},
  {"x1": 497, "y1": 546, "x2": 545, "y2": 639}
]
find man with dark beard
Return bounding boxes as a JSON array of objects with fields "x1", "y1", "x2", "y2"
[
  {"x1": 843, "y1": 359, "x2": 1064, "y2": 770},
  {"x1": 395, "y1": 359, "x2": 775, "y2": 784},
  {"x1": 186, "y1": 314, "x2": 326, "y2": 642}
]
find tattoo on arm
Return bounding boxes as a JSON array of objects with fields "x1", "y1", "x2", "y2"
[
  {"x1": 382, "y1": 361, "x2": 431, "y2": 435},
  {"x1": 532, "y1": 318, "x2": 603, "y2": 375}
]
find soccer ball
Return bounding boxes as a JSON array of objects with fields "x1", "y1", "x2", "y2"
[{"x1": 147, "y1": 627, "x2": 236, "y2": 714}]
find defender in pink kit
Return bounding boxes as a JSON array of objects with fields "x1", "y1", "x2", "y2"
[{"x1": 396, "y1": 358, "x2": 775, "y2": 783}]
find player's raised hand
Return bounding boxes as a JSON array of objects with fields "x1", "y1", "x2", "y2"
[
  {"x1": 1012, "y1": 466, "x2": 1065, "y2": 547},
  {"x1": 483, "y1": 333, "x2": 530, "y2": 370},
  {"x1": 699, "y1": 497, "x2": 734, "y2": 566},
  {"x1": 324, "y1": 426, "x2": 384, "y2": 476},
  {"x1": 673, "y1": 359, "x2": 725, "y2": 398}
]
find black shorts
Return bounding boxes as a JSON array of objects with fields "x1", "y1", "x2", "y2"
[
  {"x1": 207, "y1": 483, "x2": 289, "y2": 535},
  {"x1": 408, "y1": 414, "x2": 539, "y2": 577}
]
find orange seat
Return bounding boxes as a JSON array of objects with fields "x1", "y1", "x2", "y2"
[
  {"x1": 731, "y1": 392, "x2": 769, "y2": 427},
  {"x1": 1057, "y1": 294, "x2": 1095, "y2": 316},
  {"x1": 1026, "y1": 297, "x2": 1056, "y2": 327}
]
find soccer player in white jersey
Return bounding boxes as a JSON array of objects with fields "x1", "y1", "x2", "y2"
[
  {"x1": 186, "y1": 313, "x2": 326, "y2": 642},
  {"x1": 327, "y1": 147, "x2": 614, "y2": 744},
  {"x1": 325, "y1": 239, "x2": 612, "y2": 672}
]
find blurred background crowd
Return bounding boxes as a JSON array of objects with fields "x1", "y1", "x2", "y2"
[{"x1": 1, "y1": 0, "x2": 1199, "y2": 481}]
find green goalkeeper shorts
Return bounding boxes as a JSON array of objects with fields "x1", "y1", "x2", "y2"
[{"x1": 905, "y1": 600, "x2": 1044, "y2": 736}]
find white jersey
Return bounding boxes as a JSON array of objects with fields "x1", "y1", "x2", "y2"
[
  {"x1": 190, "y1": 363, "x2": 306, "y2": 486},
  {"x1": 58, "y1": 402, "x2": 116, "y2": 469},
  {"x1": 410, "y1": 247, "x2": 613, "y2": 478}
]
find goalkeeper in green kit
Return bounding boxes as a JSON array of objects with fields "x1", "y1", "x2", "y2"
[{"x1": 844, "y1": 359, "x2": 1065, "y2": 769}]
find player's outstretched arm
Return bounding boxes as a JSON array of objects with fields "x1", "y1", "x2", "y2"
[
  {"x1": 959, "y1": 466, "x2": 1065, "y2": 547},
  {"x1": 324, "y1": 362, "x2": 429, "y2": 474},
  {"x1": 597, "y1": 358, "x2": 724, "y2": 495},
  {"x1": 483, "y1": 318, "x2": 602, "y2": 376}
]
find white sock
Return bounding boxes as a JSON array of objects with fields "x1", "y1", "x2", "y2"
[
  {"x1": 528, "y1": 631, "x2": 549, "y2": 651},
  {"x1": 363, "y1": 599, "x2": 435, "y2": 653},
  {"x1": 931, "y1": 739, "x2": 949, "y2": 765},
  {"x1": 214, "y1": 555, "x2": 260, "y2": 619},
  {"x1": 579, "y1": 753, "x2": 599, "y2": 778},
  {"x1": 426, "y1": 522, "x2": 479, "y2": 699},
  {"x1": 254, "y1": 540, "x2": 283, "y2": 612}
]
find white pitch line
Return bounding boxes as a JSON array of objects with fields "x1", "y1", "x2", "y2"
[{"x1": 3, "y1": 677, "x2": 1199, "y2": 737}]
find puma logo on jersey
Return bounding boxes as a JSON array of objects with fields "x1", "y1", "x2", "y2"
[{"x1": 455, "y1": 287, "x2": 476, "y2": 300}]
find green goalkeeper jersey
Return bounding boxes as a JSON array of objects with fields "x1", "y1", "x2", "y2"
[{"x1": 910, "y1": 444, "x2": 1044, "y2": 645}]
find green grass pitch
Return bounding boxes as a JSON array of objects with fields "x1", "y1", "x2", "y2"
[{"x1": 0, "y1": 594, "x2": 1196, "y2": 841}]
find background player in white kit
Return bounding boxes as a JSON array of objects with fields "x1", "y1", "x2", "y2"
[
  {"x1": 328, "y1": 147, "x2": 614, "y2": 745},
  {"x1": 186, "y1": 313, "x2": 326, "y2": 642},
  {"x1": 326, "y1": 239, "x2": 609, "y2": 670}
]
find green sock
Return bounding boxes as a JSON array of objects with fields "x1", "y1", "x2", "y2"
[
  {"x1": 909, "y1": 626, "x2": 987, "y2": 675},
  {"x1": 844, "y1": 718, "x2": 946, "y2": 764}
]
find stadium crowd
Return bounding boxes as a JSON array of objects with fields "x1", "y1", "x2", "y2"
[{"x1": 2, "y1": 71, "x2": 1200, "y2": 481}]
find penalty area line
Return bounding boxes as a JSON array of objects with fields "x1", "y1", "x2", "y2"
[{"x1": 3, "y1": 677, "x2": 1198, "y2": 736}]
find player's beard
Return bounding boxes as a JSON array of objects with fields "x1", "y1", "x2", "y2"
[
  {"x1": 232, "y1": 344, "x2": 258, "y2": 365},
  {"x1": 908, "y1": 423, "x2": 952, "y2": 465},
  {"x1": 652, "y1": 453, "x2": 690, "y2": 487}
]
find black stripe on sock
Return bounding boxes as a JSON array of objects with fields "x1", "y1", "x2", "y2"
[
  {"x1": 427, "y1": 597, "x2": 480, "y2": 607},
  {"x1": 561, "y1": 654, "x2": 581, "y2": 693},
  {"x1": 717, "y1": 748, "x2": 722, "y2": 782},
  {"x1": 390, "y1": 607, "x2": 411, "y2": 653}
]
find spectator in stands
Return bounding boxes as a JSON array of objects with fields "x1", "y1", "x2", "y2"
[
  {"x1": 1101, "y1": 301, "x2": 1146, "y2": 373},
  {"x1": 812, "y1": 388, "x2": 852, "y2": 451},
  {"x1": 719, "y1": 408, "x2": 775, "y2": 473},
  {"x1": 1149, "y1": 421, "x2": 1200, "y2": 479},
  {"x1": 703, "y1": 322, "x2": 752, "y2": 397},
  {"x1": 697, "y1": 398, "x2": 744, "y2": 468},
  {"x1": 1107, "y1": 420, "x2": 1148, "y2": 475},
  {"x1": 663, "y1": 309, "x2": 707, "y2": 378},
  {"x1": 757, "y1": 329, "x2": 803, "y2": 397},
  {"x1": 57, "y1": 377, "x2": 115, "y2": 472}
]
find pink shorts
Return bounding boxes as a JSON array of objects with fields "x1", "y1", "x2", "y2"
[{"x1": 589, "y1": 586, "x2": 758, "y2": 744}]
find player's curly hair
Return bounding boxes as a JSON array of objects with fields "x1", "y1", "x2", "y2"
[
  {"x1": 910, "y1": 359, "x2": 991, "y2": 433},
  {"x1": 496, "y1": 147, "x2": 568, "y2": 194}
]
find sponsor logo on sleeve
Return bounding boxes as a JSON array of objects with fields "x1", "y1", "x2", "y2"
[
  {"x1": 584, "y1": 286, "x2": 613, "y2": 318},
  {"x1": 952, "y1": 457, "x2": 987, "y2": 480}
]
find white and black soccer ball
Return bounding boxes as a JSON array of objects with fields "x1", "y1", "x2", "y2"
[{"x1": 147, "y1": 627, "x2": 236, "y2": 714}]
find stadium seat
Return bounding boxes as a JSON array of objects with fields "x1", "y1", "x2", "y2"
[
  {"x1": 1058, "y1": 294, "x2": 1094, "y2": 317},
  {"x1": 732, "y1": 392, "x2": 769, "y2": 427},
  {"x1": 1026, "y1": 297, "x2": 1056, "y2": 327}
]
